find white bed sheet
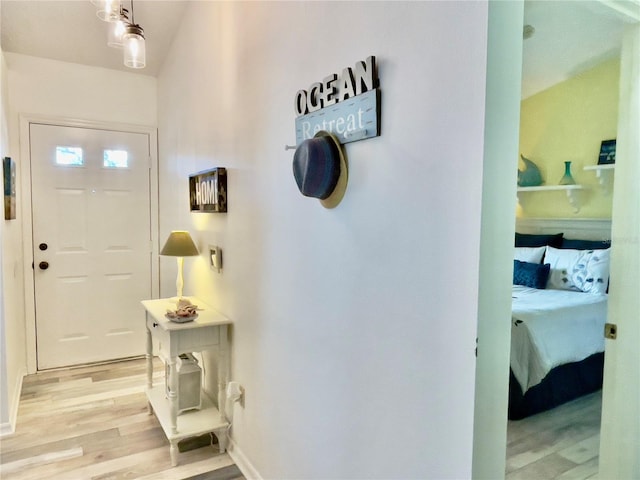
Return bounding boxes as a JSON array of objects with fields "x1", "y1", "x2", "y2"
[{"x1": 510, "y1": 285, "x2": 607, "y2": 393}]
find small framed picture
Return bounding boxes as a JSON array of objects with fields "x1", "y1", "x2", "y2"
[
  {"x1": 598, "y1": 139, "x2": 616, "y2": 165},
  {"x1": 3, "y1": 157, "x2": 16, "y2": 220}
]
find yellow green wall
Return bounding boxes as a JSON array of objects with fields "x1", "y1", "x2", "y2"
[{"x1": 518, "y1": 57, "x2": 619, "y2": 218}]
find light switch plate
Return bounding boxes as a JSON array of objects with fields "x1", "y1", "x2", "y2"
[{"x1": 209, "y1": 245, "x2": 222, "y2": 272}]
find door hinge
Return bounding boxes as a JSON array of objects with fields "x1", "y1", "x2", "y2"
[{"x1": 604, "y1": 323, "x2": 617, "y2": 340}]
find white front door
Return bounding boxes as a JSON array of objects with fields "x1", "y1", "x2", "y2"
[{"x1": 30, "y1": 123, "x2": 152, "y2": 370}]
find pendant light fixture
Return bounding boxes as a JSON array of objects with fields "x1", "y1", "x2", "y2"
[
  {"x1": 122, "y1": 0, "x2": 146, "y2": 69},
  {"x1": 92, "y1": 0, "x2": 146, "y2": 69}
]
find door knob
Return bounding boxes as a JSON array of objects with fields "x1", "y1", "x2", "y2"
[{"x1": 39, "y1": 261, "x2": 49, "y2": 270}]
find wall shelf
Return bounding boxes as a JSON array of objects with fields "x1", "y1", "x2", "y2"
[
  {"x1": 517, "y1": 185, "x2": 587, "y2": 213},
  {"x1": 584, "y1": 164, "x2": 615, "y2": 194}
]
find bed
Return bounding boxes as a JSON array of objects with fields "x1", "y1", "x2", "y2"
[{"x1": 508, "y1": 226, "x2": 610, "y2": 420}]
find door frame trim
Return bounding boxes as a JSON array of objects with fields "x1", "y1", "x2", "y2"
[{"x1": 20, "y1": 115, "x2": 160, "y2": 373}]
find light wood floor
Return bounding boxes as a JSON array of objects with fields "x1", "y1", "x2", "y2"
[
  {"x1": 506, "y1": 391, "x2": 602, "y2": 480},
  {"x1": 0, "y1": 358, "x2": 245, "y2": 480},
  {"x1": 2, "y1": 357, "x2": 602, "y2": 480}
]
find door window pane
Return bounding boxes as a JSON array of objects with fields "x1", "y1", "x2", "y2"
[
  {"x1": 104, "y1": 150, "x2": 128, "y2": 168},
  {"x1": 56, "y1": 147, "x2": 83, "y2": 166}
]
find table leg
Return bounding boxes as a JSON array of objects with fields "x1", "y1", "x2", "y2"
[
  {"x1": 169, "y1": 440, "x2": 178, "y2": 466},
  {"x1": 145, "y1": 316, "x2": 153, "y2": 415},
  {"x1": 218, "y1": 325, "x2": 229, "y2": 423},
  {"x1": 212, "y1": 427, "x2": 228, "y2": 453},
  {"x1": 167, "y1": 355, "x2": 178, "y2": 435}
]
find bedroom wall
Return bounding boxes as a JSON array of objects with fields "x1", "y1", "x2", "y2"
[
  {"x1": 157, "y1": 2, "x2": 490, "y2": 478},
  {"x1": 518, "y1": 57, "x2": 620, "y2": 219}
]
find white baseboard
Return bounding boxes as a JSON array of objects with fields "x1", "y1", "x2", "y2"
[
  {"x1": 227, "y1": 436, "x2": 262, "y2": 480},
  {"x1": 0, "y1": 421, "x2": 14, "y2": 437},
  {"x1": 0, "y1": 367, "x2": 26, "y2": 438}
]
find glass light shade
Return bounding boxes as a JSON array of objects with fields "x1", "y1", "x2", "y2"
[
  {"x1": 96, "y1": 0, "x2": 120, "y2": 22},
  {"x1": 123, "y1": 24, "x2": 146, "y2": 69},
  {"x1": 107, "y1": 18, "x2": 127, "y2": 48},
  {"x1": 160, "y1": 231, "x2": 199, "y2": 257}
]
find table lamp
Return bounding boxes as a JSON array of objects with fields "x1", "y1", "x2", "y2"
[{"x1": 160, "y1": 230, "x2": 199, "y2": 299}]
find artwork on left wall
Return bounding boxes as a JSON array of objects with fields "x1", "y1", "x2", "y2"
[{"x1": 3, "y1": 157, "x2": 16, "y2": 220}]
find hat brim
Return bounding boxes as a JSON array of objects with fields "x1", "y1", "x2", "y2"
[{"x1": 314, "y1": 131, "x2": 348, "y2": 209}]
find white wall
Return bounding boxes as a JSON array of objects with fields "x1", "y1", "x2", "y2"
[
  {"x1": 0, "y1": 46, "x2": 12, "y2": 434},
  {"x1": 158, "y1": 2, "x2": 489, "y2": 478},
  {"x1": 5, "y1": 54, "x2": 157, "y2": 127},
  {"x1": 1, "y1": 45, "x2": 27, "y2": 436},
  {"x1": 2, "y1": 53, "x2": 156, "y2": 387}
]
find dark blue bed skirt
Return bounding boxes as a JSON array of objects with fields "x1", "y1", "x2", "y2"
[{"x1": 508, "y1": 352, "x2": 605, "y2": 420}]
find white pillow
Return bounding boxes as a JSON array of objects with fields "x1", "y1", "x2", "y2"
[
  {"x1": 544, "y1": 246, "x2": 610, "y2": 294},
  {"x1": 514, "y1": 246, "x2": 546, "y2": 264}
]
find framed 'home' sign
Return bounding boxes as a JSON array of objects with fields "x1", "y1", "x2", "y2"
[{"x1": 189, "y1": 168, "x2": 227, "y2": 213}]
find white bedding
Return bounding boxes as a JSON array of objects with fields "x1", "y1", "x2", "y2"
[{"x1": 510, "y1": 285, "x2": 608, "y2": 393}]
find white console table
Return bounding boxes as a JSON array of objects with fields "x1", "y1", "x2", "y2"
[{"x1": 141, "y1": 297, "x2": 232, "y2": 466}]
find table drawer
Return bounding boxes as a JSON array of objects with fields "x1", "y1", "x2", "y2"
[
  {"x1": 174, "y1": 326, "x2": 220, "y2": 354},
  {"x1": 146, "y1": 316, "x2": 220, "y2": 358}
]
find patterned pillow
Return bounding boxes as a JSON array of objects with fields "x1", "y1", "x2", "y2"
[
  {"x1": 544, "y1": 246, "x2": 610, "y2": 294},
  {"x1": 513, "y1": 260, "x2": 551, "y2": 289}
]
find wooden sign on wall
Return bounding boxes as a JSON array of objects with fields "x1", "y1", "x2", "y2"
[
  {"x1": 293, "y1": 56, "x2": 380, "y2": 146},
  {"x1": 189, "y1": 168, "x2": 227, "y2": 213}
]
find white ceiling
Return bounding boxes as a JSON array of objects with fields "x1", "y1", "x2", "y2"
[
  {"x1": 521, "y1": 0, "x2": 637, "y2": 98},
  {"x1": 1, "y1": 0, "x2": 638, "y2": 92}
]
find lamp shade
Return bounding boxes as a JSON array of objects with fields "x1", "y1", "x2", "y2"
[{"x1": 160, "y1": 231, "x2": 199, "y2": 257}]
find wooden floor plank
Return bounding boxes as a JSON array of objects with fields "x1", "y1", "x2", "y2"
[
  {"x1": 555, "y1": 457, "x2": 599, "y2": 480},
  {"x1": 506, "y1": 453, "x2": 578, "y2": 480},
  {"x1": 182, "y1": 464, "x2": 245, "y2": 480},
  {"x1": 0, "y1": 447, "x2": 84, "y2": 475},
  {"x1": 557, "y1": 434, "x2": 600, "y2": 465}
]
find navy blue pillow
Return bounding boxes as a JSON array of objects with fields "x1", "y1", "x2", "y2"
[
  {"x1": 561, "y1": 238, "x2": 611, "y2": 250},
  {"x1": 515, "y1": 232, "x2": 563, "y2": 248},
  {"x1": 513, "y1": 260, "x2": 551, "y2": 289}
]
